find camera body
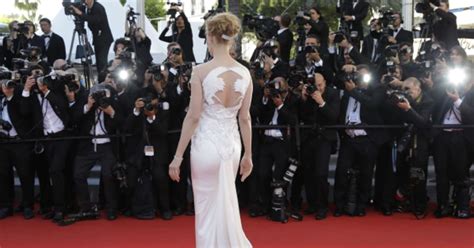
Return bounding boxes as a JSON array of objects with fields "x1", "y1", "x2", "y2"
[
  {"x1": 415, "y1": 0, "x2": 440, "y2": 15},
  {"x1": 62, "y1": 0, "x2": 86, "y2": 16},
  {"x1": 13, "y1": 23, "x2": 30, "y2": 34},
  {"x1": 148, "y1": 64, "x2": 166, "y2": 82},
  {"x1": 141, "y1": 96, "x2": 156, "y2": 112},
  {"x1": 166, "y1": 1, "x2": 182, "y2": 18},
  {"x1": 242, "y1": 14, "x2": 279, "y2": 41},
  {"x1": 0, "y1": 119, "x2": 13, "y2": 133},
  {"x1": 91, "y1": 90, "x2": 111, "y2": 108}
]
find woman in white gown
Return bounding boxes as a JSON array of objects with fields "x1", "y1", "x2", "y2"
[{"x1": 168, "y1": 13, "x2": 253, "y2": 248}]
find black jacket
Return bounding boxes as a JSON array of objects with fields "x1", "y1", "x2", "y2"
[
  {"x1": 340, "y1": 86, "x2": 390, "y2": 145},
  {"x1": 159, "y1": 12, "x2": 196, "y2": 62},
  {"x1": 308, "y1": 19, "x2": 330, "y2": 48},
  {"x1": 259, "y1": 99, "x2": 297, "y2": 142},
  {"x1": 394, "y1": 28, "x2": 414, "y2": 45},
  {"x1": 0, "y1": 87, "x2": 34, "y2": 138},
  {"x1": 400, "y1": 93, "x2": 434, "y2": 140},
  {"x1": 42, "y1": 32, "x2": 66, "y2": 66},
  {"x1": 433, "y1": 9, "x2": 459, "y2": 50},
  {"x1": 124, "y1": 108, "x2": 169, "y2": 168},
  {"x1": 80, "y1": 1, "x2": 114, "y2": 48},
  {"x1": 338, "y1": 0, "x2": 369, "y2": 40},
  {"x1": 298, "y1": 86, "x2": 340, "y2": 142},
  {"x1": 276, "y1": 29, "x2": 293, "y2": 63}
]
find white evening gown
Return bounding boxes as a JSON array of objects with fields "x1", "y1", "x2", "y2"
[{"x1": 190, "y1": 65, "x2": 253, "y2": 248}]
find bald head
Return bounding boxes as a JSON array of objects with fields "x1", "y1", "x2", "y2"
[
  {"x1": 314, "y1": 73, "x2": 326, "y2": 93},
  {"x1": 53, "y1": 59, "x2": 67, "y2": 70}
]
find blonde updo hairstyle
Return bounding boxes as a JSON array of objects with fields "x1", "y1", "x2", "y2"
[{"x1": 205, "y1": 12, "x2": 241, "y2": 44}]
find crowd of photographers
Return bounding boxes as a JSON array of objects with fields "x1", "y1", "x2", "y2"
[{"x1": 0, "y1": 0, "x2": 473, "y2": 225}]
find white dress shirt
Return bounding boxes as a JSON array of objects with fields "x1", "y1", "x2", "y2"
[
  {"x1": 84, "y1": 105, "x2": 111, "y2": 144},
  {"x1": 1, "y1": 96, "x2": 18, "y2": 137},
  {"x1": 443, "y1": 98, "x2": 463, "y2": 130},
  {"x1": 24, "y1": 90, "x2": 65, "y2": 136},
  {"x1": 264, "y1": 104, "x2": 284, "y2": 138},
  {"x1": 345, "y1": 96, "x2": 367, "y2": 137}
]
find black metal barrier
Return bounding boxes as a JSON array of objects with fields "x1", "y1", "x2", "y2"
[{"x1": 1, "y1": 124, "x2": 474, "y2": 145}]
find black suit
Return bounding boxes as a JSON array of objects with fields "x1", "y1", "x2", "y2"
[
  {"x1": 72, "y1": 92, "x2": 124, "y2": 212},
  {"x1": 338, "y1": 0, "x2": 369, "y2": 42},
  {"x1": 1, "y1": 36, "x2": 15, "y2": 69},
  {"x1": 433, "y1": 10, "x2": 459, "y2": 50},
  {"x1": 159, "y1": 12, "x2": 196, "y2": 62},
  {"x1": 269, "y1": 59, "x2": 290, "y2": 80},
  {"x1": 0, "y1": 90, "x2": 35, "y2": 210},
  {"x1": 80, "y1": 1, "x2": 114, "y2": 74},
  {"x1": 41, "y1": 33, "x2": 66, "y2": 66},
  {"x1": 431, "y1": 88, "x2": 472, "y2": 211},
  {"x1": 124, "y1": 107, "x2": 170, "y2": 215},
  {"x1": 276, "y1": 29, "x2": 293, "y2": 63},
  {"x1": 394, "y1": 28, "x2": 414, "y2": 45},
  {"x1": 292, "y1": 87, "x2": 340, "y2": 212},
  {"x1": 308, "y1": 19, "x2": 330, "y2": 49},
  {"x1": 361, "y1": 34, "x2": 384, "y2": 64},
  {"x1": 334, "y1": 86, "x2": 388, "y2": 212}
]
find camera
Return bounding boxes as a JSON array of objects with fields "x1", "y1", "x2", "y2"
[
  {"x1": 415, "y1": 0, "x2": 440, "y2": 15},
  {"x1": 334, "y1": 31, "x2": 346, "y2": 43},
  {"x1": 126, "y1": 6, "x2": 140, "y2": 22},
  {"x1": 0, "y1": 119, "x2": 13, "y2": 132},
  {"x1": 250, "y1": 60, "x2": 265, "y2": 80},
  {"x1": 1, "y1": 80, "x2": 18, "y2": 89},
  {"x1": 37, "y1": 74, "x2": 79, "y2": 93},
  {"x1": 294, "y1": 10, "x2": 308, "y2": 26},
  {"x1": 242, "y1": 14, "x2": 279, "y2": 41},
  {"x1": 90, "y1": 89, "x2": 111, "y2": 108},
  {"x1": 171, "y1": 47, "x2": 182, "y2": 56},
  {"x1": 387, "y1": 89, "x2": 409, "y2": 105},
  {"x1": 141, "y1": 96, "x2": 156, "y2": 112},
  {"x1": 0, "y1": 68, "x2": 13, "y2": 81},
  {"x1": 166, "y1": 0, "x2": 182, "y2": 18},
  {"x1": 304, "y1": 45, "x2": 320, "y2": 54},
  {"x1": 62, "y1": 0, "x2": 86, "y2": 16},
  {"x1": 20, "y1": 46, "x2": 42, "y2": 62},
  {"x1": 287, "y1": 67, "x2": 306, "y2": 88},
  {"x1": 265, "y1": 79, "x2": 286, "y2": 98},
  {"x1": 13, "y1": 23, "x2": 29, "y2": 34},
  {"x1": 176, "y1": 62, "x2": 194, "y2": 83},
  {"x1": 148, "y1": 64, "x2": 166, "y2": 82},
  {"x1": 385, "y1": 45, "x2": 399, "y2": 59}
]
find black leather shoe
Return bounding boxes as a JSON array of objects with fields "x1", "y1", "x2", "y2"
[
  {"x1": 315, "y1": 209, "x2": 328, "y2": 220},
  {"x1": 136, "y1": 211, "x2": 155, "y2": 220},
  {"x1": 23, "y1": 208, "x2": 35, "y2": 220},
  {"x1": 107, "y1": 210, "x2": 118, "y2": 221},
  {"x1": 0, "y1": 208, "x2": 13, "y2": 219},
  {"x1": 290, "y1": 210, "x2": 303, "y2": 221},
  {"x1": 356, "y1": 208, "x2": 366, "y2": 217},
  {"x1": 333, "y1": 208, "x2": 343, "y2": 217},
  {"x1": 161, "y1": 211, "x2": 173, "y2": 220},
  {"x1": 52, "y1": 212, "x2": 64, "y2": 223},
  {"x1": 185, "y1": 208, "x2": 195, "y2": 216},
  {"x1": 172, "y1": 207, "x2": 184, "y2": 216},
  {"x1": 454, "y1": 210, "x2": 470, "y2": 219},
  {"x1": 434, "y1": 206, "x2": 452, "y2": 218},
  {"x1": 382, "y1": 207, "x2": 393, "y2": 216},
  {"x1": 304, "y1": 207, "x2": 317, "y2": 215}
]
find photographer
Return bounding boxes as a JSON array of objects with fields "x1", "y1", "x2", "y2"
[
  {"x1": 71, "y1": 0, "x2": 114, "y2": 75},
  {"x1": 1, "y1": 21, "x2": 19, "y2": 70},
  {"x1": 294, "y1": 73, "x2": 340, "y2": 220},
  {"x1": 393, "y1": 77, "x2": 434, "y2": 216},
  {"x1": 255, "y1": 77, "x2": 296, "y2": 216},
  {"x1": 260, "y1": 42, "x2": 290, "y2": 81},
  {"x1": 274, "y1": 14, "x2": 293, "y2": 63},
  {"x1": 0, "y1": 79, "x2": 35, "y2": 219},
  {"x1": 71, "y1": 84, "x2": 124, "y2": 220},
  {"x1": 337, "y1": 0, "x2": 370, "y2": 48},
  {"x1": 303, "y1": 6, "x2": 330, "y2": 49},
  {"x1": 164, "y1": 42, "x2": 186, "y2": 84},
  {"x1": 329, "y1": 32, "x2": 366, "y2": 77},
  {"x1": 334, "y1": 64, "x2": 389, "y2": 217},
  {"x1": 124, "y1": 96, "x2": 170, "y2": 219},
  {"x1": 39, "y1": 18, "x2": 66, "y2": 67},
  {"x1": 159, "y1": 5, "x2": 196, "y2": 62},
  {"x1": 15, "y1": 20, "x2": 45, "y2": 56},
  {"x1": 361, "y1": 19, "x2": 384, "y2": 64},
  {"x1": 21, "y1": 67, "x2": 71, "y2": 222},
  {"x1": 432, "y1": 0, "x2": 459, "y2": 50},
  {"x1": 127, "y1": 28, "x2": 152, "y2": 86},
  {"x1": 431, "y1": 64, "x2": 472, "y2": 219},
  {"x1": 387, "y1": 12, "x2": 413, "y2": 45},
  {"x1": 302, "y1": 37, "x2": 335, "y2": 86}
]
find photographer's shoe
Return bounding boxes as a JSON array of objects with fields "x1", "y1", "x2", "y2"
[
  {"x1": 0, "y1": 208, "x2": 13, "y2": 219},
  {"x1": 304, "y1": 207, "x2": 316, "y2": 215},
  {"x1": 434, "y1": 206, "x2": 452, "y2": 218},
  {"x1": 315, "y1": 209, "x2": 328, "y2": 220},
  {"x1": 136, "y1": 211, "x2": 155, "y2": 220},
  {"x1": 454, "y1": 210, "x2": 470, "y2": 219},
  {"x1": 52, "y1": 212, "x2": 64, "y2": 223},
  {"x1": 356, "y1": 208, "x2": 366, "y2": 217},
  {"x1": 333, "y1": 208, "x2": 343, "y2": 217},
  {"x1": 107, "y1": 210, "x2": 118, "y2": 221},
  {"x1": 381, "y1": 207, "x2": 393, "y2": 216},
  {"x1": 290, "y1": 210, "x2": 303, "y2": 221},
  {"x1": 161, "y1": 211, "x2": 173, "y2": 220},
  {"x1": 23, "y1": 208, "x2": 35, "y2": 220},
  {"x1": 172, "y1": 207, "x2": 185, "y2": 216}
]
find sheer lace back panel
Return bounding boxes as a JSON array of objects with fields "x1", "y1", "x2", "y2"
[{"x1": 193, "y1": 65, "x2": 251, "y2": 160}]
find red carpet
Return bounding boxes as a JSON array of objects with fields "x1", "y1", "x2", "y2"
[{"x1": 0, "y1": 208, "x2": 473, "y2": 248}]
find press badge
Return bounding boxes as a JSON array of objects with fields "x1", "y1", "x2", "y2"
[{"x1": 144, "y1": 146, "x2": 155, "y2": 157}]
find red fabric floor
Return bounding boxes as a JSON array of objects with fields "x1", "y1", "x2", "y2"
[{"x1": 0, "y1": 208, "x2": 473, "y2": 248}]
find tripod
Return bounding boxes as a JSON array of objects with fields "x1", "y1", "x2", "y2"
[{"x1": 67, "y1": 18, "x2": 94, "y2": 89}]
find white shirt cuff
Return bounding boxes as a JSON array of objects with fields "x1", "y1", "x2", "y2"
[
  {"x1": 83, "y1": 104, "x2": 90, "y2": 114},
  {"x1": 352, "y1": 16, "x2": 356, "y2": 21},
  {"x1": 147, "y1": 115, "x2": 156, "y2": 123},
  {"x1": 319, "y1": 102, "x2": 326, "y2": 108},
  {"x1": 454, "y1": 99, "x2": 463, "y2": 108},
  {"x1": 22, "y1": 90, "x2": 30, "y2": 97},
  {"x1": 176, "y1": 85, "x2": 183, "y2": 95},
  {"x1": 277, "y1": 104, "x2": 284, "y2": 110},
  {"x1": 69, "y1": 101, "x2": 75, "y2": 107},
  {"x1": 133, "y1": 108, "x2": 140, "y2": 116}
]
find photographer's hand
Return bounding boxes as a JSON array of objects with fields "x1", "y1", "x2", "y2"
[
  {"x1": 24, "y1": 76, "x2": 36, "y2": 92},
  {"x1": 86, "y1": 96, "x2": 95, "y2": 112},
  {"x1": 421, "y1": 73, "x2": 434, "y2": 89},
  {"x1": 101, "y1": 105, "x2": 115, "y2": 118},
  {"x1": 71, "y1": 6, "x2": 83, "y2": 16},
  {"x1": 389, "y1": 78, "x2": 403, "y2": 88},
  {"x1": 311, "y1": 90, "x2": 325, "y2": 105},
  {"x1": 65, "y1": 85, "x2": 75, "y2": 103},
  {"x1": 301, "y1": 85, "x2": 308, "y2": 101},
  {"x1": 397, "y1": 99, "x2": 411, "y2": 111},
  {"x1": 388, "y1": 36, "x2": 397, "y2": 44},
  {"x1": 344, "y1": 15, "x2": 354, "y2": 22},
  {"x1": 446, "y1": 90, "x2": 460, "y2": 102},
  {"x1": 345, "y1": 80, "x2": 356, "y2": 92}
]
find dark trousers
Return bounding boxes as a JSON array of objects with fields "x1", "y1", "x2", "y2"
[
  {"x1": 258, "y1": 136, "x2": 289, "y2": 210},
  {"x1": 0, "y1": 143, "x2": 34, "y2": 208},
  {"x1": 396, "y1": 136, "x2": 430, "y2": 209},
  {"x1": 169, "y1": 133, "x2": 191, "y2": 211},
  {"x1": 433, "y1": 131, "x2": 470, "y2": 210},
  {"x1": 32, "y1": 152, "x2": 53, "y2": 210},
  {"x1": 94, "y1": 41, "x2": 112, "y2": 77},
  {"x1": 334, "y1": 136, "x2": 378, "y2": 210},
  {"x1": 302, "y1": 137, "x2": 332, "y2": 211},
  {"x1": 374, "y1": 140, "x2": 397, "y2": 209},
  {"x1": 74, "y1": 143, "x2": 117, "y2": 211},
  {"x1": 44, "y1": 139, "x2": 71, "y2": 212},
  {"x1": 239, "y1": 132, "x2": 261, "y2": 209}
]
